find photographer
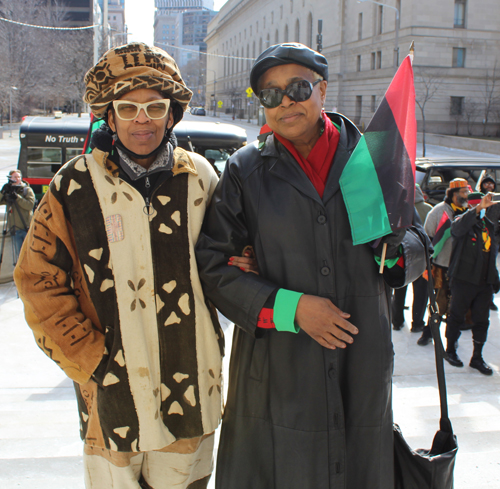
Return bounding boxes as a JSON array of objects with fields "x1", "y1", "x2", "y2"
[{"x1": 0, "y1": 170, "x2": 35, "y2": 258}]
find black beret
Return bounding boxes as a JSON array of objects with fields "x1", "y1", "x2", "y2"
[{"x1": 250, "y1": 43, "x2": 328, "y2": 94}]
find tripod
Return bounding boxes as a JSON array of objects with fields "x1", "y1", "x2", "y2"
[{"x1": 0, "y1": 198, "x2": 29, "y2": 276}]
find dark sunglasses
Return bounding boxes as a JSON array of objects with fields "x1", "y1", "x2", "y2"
[{"x1": 258, "y1": 79, "x2": 321, "y2": 109}]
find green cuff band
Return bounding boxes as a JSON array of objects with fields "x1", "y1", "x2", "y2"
[
  {"x1": 274, "y1": 289, "x2": 303, "y2": 333},
  {"x1": 373, "y1": 246, "x2": 402, "y2": 269}
]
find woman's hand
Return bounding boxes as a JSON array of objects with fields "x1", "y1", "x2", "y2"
[
  {"x1": 228, "y1": 245, "x2": 259, "y2": 274},
  {"x1": 295, "y1": 295, "x2": 358, "y2": 349}
]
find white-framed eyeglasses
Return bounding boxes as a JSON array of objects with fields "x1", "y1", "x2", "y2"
[{"x1": 112, "y1": 99, "x2": 171, "y2": 121}]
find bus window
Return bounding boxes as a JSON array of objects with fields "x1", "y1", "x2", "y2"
[
  {"x1": 27, "y1": 147, "x2": 62, "y2": 164},
  {"x1": 67, "y1": 148, "x2": 84, "y2": 160},
  {"x1": 27, "y1": 147, "x2": 63, "y2": 179}
]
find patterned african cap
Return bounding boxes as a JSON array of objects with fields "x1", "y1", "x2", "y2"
[
  {"x1": 83, "y1": 42, "x2": 193, "y2": 119},
  {"x1": 449, "y1": 178, "x2": 468, "y2": 189}
]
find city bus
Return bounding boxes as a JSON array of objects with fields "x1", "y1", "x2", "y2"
[
  {"x1": 18, "y1": 114, "x2": 247, "y2": 200},
  {"x1": 18, "y1": 114, "x2": 90, "y2": 199}
]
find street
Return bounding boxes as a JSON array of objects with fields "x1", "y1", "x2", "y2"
[{"x1": 1, "y1": 126, "x2": 500, "y2": 488}]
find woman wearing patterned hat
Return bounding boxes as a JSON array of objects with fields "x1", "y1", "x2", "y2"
[
  {"x1": 196, "y1": 43, "x2": 427, "y2": 488},
  {"x1": 14, "y1": 42, "x2": 253, "y2": 489}
]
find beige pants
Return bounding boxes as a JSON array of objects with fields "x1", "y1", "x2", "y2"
[{"x1": 83, "y1": 433, "x2": 214, "y2": 489}]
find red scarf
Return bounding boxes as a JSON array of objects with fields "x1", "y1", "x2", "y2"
[{"x1": 273, "y1": 113, "x2": 340, "y2": 198}]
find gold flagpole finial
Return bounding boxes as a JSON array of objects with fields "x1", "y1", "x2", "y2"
[{"x1": 409, "y1": 41, "x2": 415, "y2": 64}]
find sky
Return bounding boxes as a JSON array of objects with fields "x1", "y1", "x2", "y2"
[{"x1": 125, "y1": 0, "x2": 228, "y2": 46}]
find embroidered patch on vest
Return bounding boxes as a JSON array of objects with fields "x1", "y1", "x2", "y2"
[{"x1": 106, "y1": 215, "x2": 124, "y2": 243}]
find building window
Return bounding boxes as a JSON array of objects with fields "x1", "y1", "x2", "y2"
[
  {"x1": 295, "y1": 19, "x2": 300, "y2": 42},
  {"x1": 454, "y1": 0, "x2": 466, "y2": 28},
  {"x1": 378, "y1": 5, "x2": 383, "y2": 34},
  {"x1": 358, "y1": 13, "x2": 363, "y2": 40},
  {"x1": 275, "y1": 29, "x2": 279, "y2": 43},
  {"x1": 376, "y1": 50, "x2": 382, "y2": 69},
  {"x1": 356, "y1": 55, "x2": 361, "y2": 72},
  {"x1": 371, "y1": 52, "x2": 376, "y2": 70},
  {"x1": 355, "y1": 96, "x2": 362, "y2": 124},
  {"x1": 371, "y1": 95, "x2": 377, "y2": 112},
  {"x1": 290, "y1": 0, "x2": 293, "y2": 13},
  {"x1": 452, "y1": 47, "x2": 466, "y2": 67},
  {"x1": 450, "y1": 96, "x2": 464, "y2": 115},
  {"x1": 272, "y1": 11, "x2": 274, "y2": 24},
  {"x1": 284, "y1": 24, "x2": 289, "y2": 42},
  {"x1": 280, "y1": 5, "x2": 283, "y2": 19}
]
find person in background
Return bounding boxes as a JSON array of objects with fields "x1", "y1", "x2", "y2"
[
  {"x1": 14, "y1": 42, "x2": 253, "y2": 489},
  {"x1": 0, "y1": 170, "x2": 35, "y2": 260},
  {"x1": 445, "y1": 191, "x2": 499, "y2": 375},
  {"x1": 479, "y1": 175, "x2": 500, "y2": 311},
  {"x1": 392, "y1": 183, "x2": 433, "y2": 332},
  {"x1": 418, "y1": 178, "x2": 469, "y2": 346},
  {"x1": 196, "y1": 43, "x2": 427, "y2": 489}
]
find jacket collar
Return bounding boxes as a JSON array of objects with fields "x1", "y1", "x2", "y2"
[
  {"x1": 261, "y1": 113, "x2": 360, "y2": 205},
  {"x1": 91, "y1": 146, "x2": 198, "y2": 179}
]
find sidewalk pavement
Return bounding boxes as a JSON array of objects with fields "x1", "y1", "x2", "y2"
[{"x1": 1, "y1": 278, "x2": 500, "y2": 488}]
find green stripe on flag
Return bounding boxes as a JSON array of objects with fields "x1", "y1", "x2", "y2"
[
  {"x1": 432, "y1": 228, "x2": 451, "y2": 259},
  {"x1": 340, "y1": 136, "x2": 392, "y2": 245}
]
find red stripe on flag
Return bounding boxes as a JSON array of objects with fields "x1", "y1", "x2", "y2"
[
  {"x1": 435, "y1": 210, "x2": 450, "y2": 234},
  {"x1": 384, "y1": 56, "x2": 416, "y2": 174}
]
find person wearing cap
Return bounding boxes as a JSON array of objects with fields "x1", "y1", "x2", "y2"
[
  {"x1": 196, "y1": 43, "x2": 427, "y2": 488},
  {"x1": 445, "y1": 191, "x2": 499, "y2": 374},
  {"x1": 479, "y1": 175, "x2": 500, "y2": 311},
  {"x1": 13, "y1": 42, "x2": 255, "y2": 488},
  {"x1": 417, "y1": 177, "x2": 470, "y2": 346}
]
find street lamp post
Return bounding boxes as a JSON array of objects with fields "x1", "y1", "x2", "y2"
[
  {"x1": 207, "y1": 69, "x2": 217, "y2": 117},
  {"x1": 358, "y1": 0, "x2": 400, "y2": 69},
  {"x1": 9, "y1": 86, "x2": 18, "y2": 138}
]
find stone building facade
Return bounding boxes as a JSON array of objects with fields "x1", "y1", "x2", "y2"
[
  {"x1": 107, "y1": 0, "x2": 126, "y2": 47},
  {"x1": 205, "y1": 0, "x2": 500, "y2": 135}
]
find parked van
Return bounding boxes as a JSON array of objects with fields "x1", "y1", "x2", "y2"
[
  {"x1": 416, "y1": 157, "x2": 500, "y2": 205},
  {"x1": 18, "y1": 114, "x2": 247, "y2": 200}
]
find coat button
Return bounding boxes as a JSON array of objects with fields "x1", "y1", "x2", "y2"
[
  {"x1": 317, "y1": 215, "x2": 327, "y2": 224},
  {"x1": 321, "y1": 266, "x2": 330, "y2": 276}
]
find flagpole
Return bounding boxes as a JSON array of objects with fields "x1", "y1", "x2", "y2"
[
  {"x1": 379, "y1": 41, "x2": 415, "y2": 274},
  {"x1": 379, "y1": 243, "x2": 387, "y2": 274}
]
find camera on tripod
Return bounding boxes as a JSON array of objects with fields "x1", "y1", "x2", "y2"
[{"x1": 1, "y1": 179, "x2": 19, "y2": 204}]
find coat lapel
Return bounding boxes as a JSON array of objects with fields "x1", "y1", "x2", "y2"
[
  {"x1": 262, "y1": 114, "x2": 360, "y2": 207},
  {"x1": 264, "y1": 135, "x2": 323, "y2": 206}
]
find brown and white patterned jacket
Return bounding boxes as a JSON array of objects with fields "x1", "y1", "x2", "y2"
[{"x1": 14, "y1": 146, "x2": 223, "y2": 453}]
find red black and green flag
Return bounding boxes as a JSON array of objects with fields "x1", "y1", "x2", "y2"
[
  {"x1": 431, "y1": 212, "x2": 452, "y2": 258},
  {"x1": 340, "y1": 55, "x2": 416, "y2": 245}
]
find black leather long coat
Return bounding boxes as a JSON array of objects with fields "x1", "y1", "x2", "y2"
[{"x1": 196, "y1": 113, "x2": 427, "y2": 489}]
